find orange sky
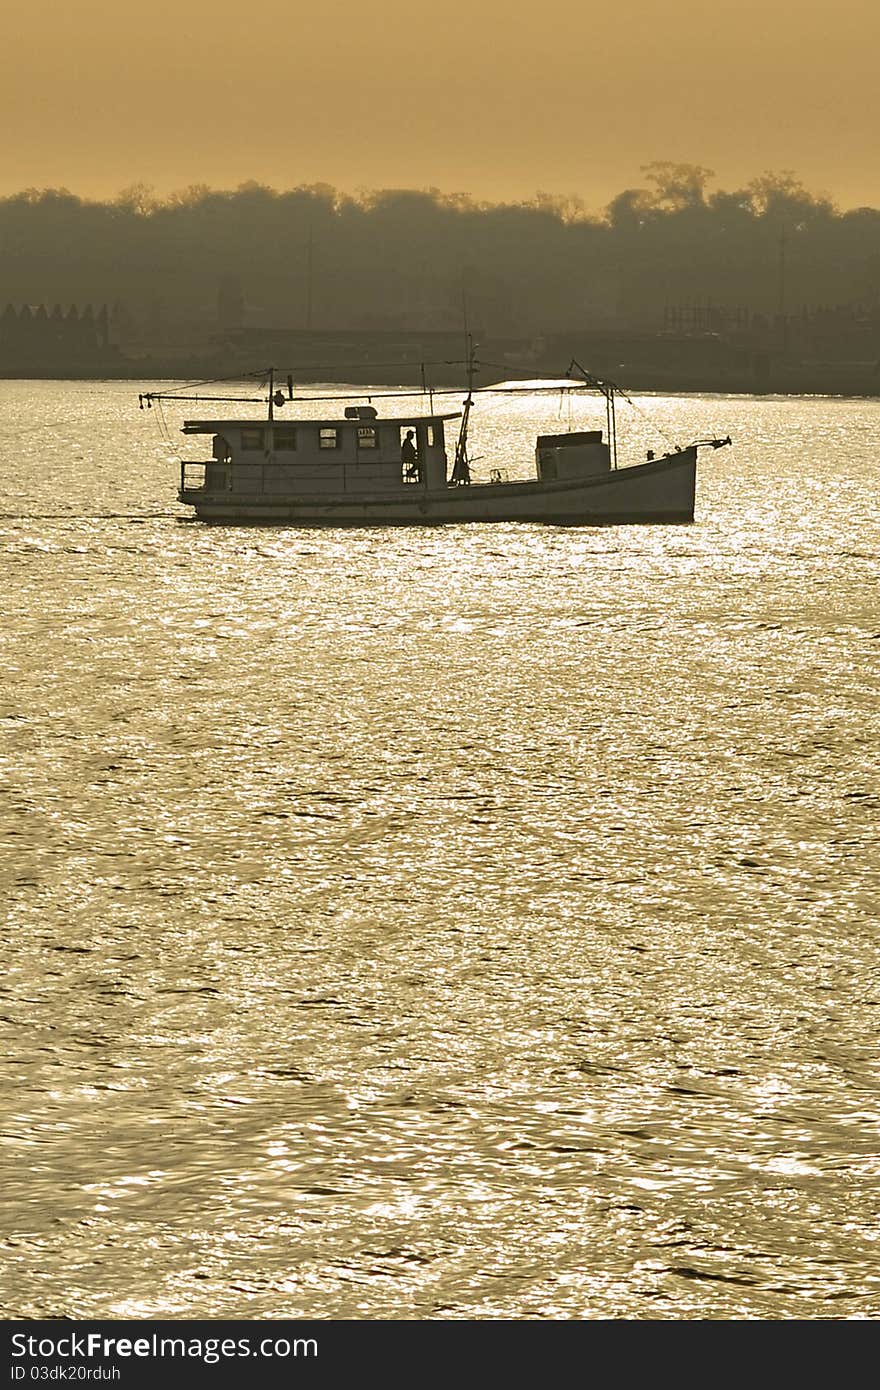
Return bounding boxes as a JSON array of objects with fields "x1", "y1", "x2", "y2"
[{"x1": 3, "y1": 0, "x2": 878, "y2": 211}]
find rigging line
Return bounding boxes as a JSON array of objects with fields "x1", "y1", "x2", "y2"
[
  {"x1": 151, "y1": 371, "x2": 270, "y2": 394},
  {"x1": 562, "y1": 358, "x2": 682, "y2": 453},
  {"x1": 609, "y1": 385, "x2": 679, "y2": 452},
  {"x1": 476, "y1": 356, "x2": 681, "y2": 452},
  {"x1": 278, "y1": 386, "x2": 465, "y2": 404},
  {"x1": 276, "y1": 358, "x2": 469, "y2": 376},
  {"x1": 476, "y1": 359, "x2": 577, "y2": 377},
  {"x1": 140, "y1": 361, "x2": 484, "y2": 409},
  {"x1": 143, "y1": 377, "x2": 596, "y2": 410},
  {"x1": 476, "y1": 362, "x2": 589, "y2": 383},
  {"x1": 472, "y1": 382, "x2": 589, "y2": 395},
  {"x1": 154, "y1": 396, "x2": 174, "y2": 446},
  {"x1": 144, "y1": 394, "x2": 267, "y2": 406},
  {"x1": 141, "y1": 380, "x2": 594, "y2": 410},
  {"x1": 143, "y1": 357, "x2": 532, "y2": 399},
  {"x1": 142, "y1": 372, "x2": 470, "y2": 406},
  {"x1": 141, "y1": 385, "x2": 470, "y2": 407}
]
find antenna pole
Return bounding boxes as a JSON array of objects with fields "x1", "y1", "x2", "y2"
[
  {"x1": 306, "y1": 225, "x2": 314, "y2": 330},
  {"x1": 778, "y1": 222, "x2": 787, "y2": 356}
]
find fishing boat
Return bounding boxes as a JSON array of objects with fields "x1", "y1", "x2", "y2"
[{"x1": 139, "y1": 352, "x2": 731, "y2": 526}]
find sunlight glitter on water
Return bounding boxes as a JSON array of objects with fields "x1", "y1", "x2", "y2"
[{"x1": 1, "y1": 381, "x2": 879, "y2": 1318}]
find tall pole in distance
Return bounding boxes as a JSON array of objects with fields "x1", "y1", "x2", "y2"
[
  {"x1": 306, "y1": 225, "x2": 314, "y2": 331},
  {"x1": 778, "y1": 223, "x2": 787, "y2": 356}
]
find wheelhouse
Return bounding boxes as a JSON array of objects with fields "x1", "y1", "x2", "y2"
[{"x1": 179, "y1": 406, "x2": 461, "y2": 498}]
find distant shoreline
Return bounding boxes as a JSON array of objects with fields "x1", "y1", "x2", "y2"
[{"x1": 2, "y1": 364, "x2": 878, "y2": 399}]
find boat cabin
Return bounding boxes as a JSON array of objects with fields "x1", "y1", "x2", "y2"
[
  {"x1": 179, "y1": 405, "x2": 462, "y2": 498},
  {"x1": 535, "y1": 430, "x2": 610, "y2": 480}
]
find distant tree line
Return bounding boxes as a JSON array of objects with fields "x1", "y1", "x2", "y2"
[{"x1": 0, "y1": 165, "x2": 877, "y2": 339}]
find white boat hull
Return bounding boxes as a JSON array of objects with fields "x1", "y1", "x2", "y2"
[{"x1": 179, "y1": 448, "x2": 698, "y2": 526}]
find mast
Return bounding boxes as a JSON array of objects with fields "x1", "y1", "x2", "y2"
[
  {"x1": 267, "y1": 367, "x2": 290, "y2": 423},
  {"x1": 451, "y1": 334, "x2": 475, "y2": 484},
  {"x1": 568, "y1": 358, "x2": 617, "y2": 469},
  {"x1": 606, "y1": 382, "x2": 617, "y2": 470}
]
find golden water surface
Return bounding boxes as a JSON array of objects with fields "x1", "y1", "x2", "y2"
[{"x1": 2, "y1": 381, "x2": 879, "y2": 1319}]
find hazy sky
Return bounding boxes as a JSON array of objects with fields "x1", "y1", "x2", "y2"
[{"x1": 3, "y1": 0, "x2": 879, "y2": 211}]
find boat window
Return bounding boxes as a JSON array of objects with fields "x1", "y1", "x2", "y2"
[
  {"x1": 357, "y1": 426, "x2": 378, "y2": 449},
  {"x1": 425, "y1": 424, "x2": 436, "y2": 447},
  {"x1": 319, "y1": 428, "x2": 340, "y2": 449},
  {"x1": 274, "y1": 427, "x2": 297, "y2": 451},
  {"x1": 241, "y1": 427, "x2": 265, "y2": 451}
]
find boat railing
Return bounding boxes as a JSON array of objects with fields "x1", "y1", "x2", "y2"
[{"x1": 179, "y1": 458, "x2": 430, "y2": 496}]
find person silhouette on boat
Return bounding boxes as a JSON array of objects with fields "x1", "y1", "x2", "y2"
[{"x1": 401, "y1": 430, "x2": 420, "y2": 481}]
